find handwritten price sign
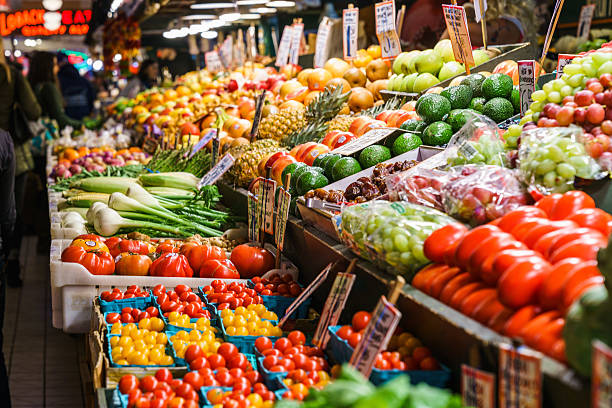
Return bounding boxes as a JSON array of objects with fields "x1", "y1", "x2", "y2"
[
  {"x1": 461, "y1": 365, "x2": 495, "y2": 408},
  {"x1": 375, "y1": 1, "x2": 401, "y2": 60},
  {"x1": 498, "y1": 344, "x2": 542, "y2": 408},
  {"x1": 275, "y1": 25, "x2": 293, "y2": 67},
  {"x1": 343, "y1": 8, "x2": 359, "y2": 60},
  {"x1": 442, "y1": 5, "x2": 474, "y2": 68},
  {"x1": 518, "y1": 60, "x2": 536, "y2": 116}
]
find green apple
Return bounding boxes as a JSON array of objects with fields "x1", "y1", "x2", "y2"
[
  {"x1": 402, "y1": 73, "x2": 418, "y2": 93},
  {"x1": 438, "y1": 61, "x2": 465, "y2": 81},
  {"x1": 433, "y1": 39, "x2": 455, "y2": 63},
  {"x1": 387, "y1": 74, "x2": 398, "y2": 90},
  {"x1": 393, "y1": 52, "x2": 411, "y2": 75},
  {"x1": 413, "y1": 73, "x2": 440, "y2": 93},
  {"x1": 407, "y1": 50, "x2": 422, "y2": 74},
  {"x1": 415, "y1": 50, "x2": 443, "y2": 76},
  {"x1": 472, "y1": 49, "x2": 490, "y2": 66}
]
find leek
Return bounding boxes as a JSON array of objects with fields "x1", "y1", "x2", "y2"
[
  {"x1": 93, "y1": 206, "x2": 186, "y2": 237},
  {"x1": 64, "y1": 193, "x2": 110, "y2": 208},
  {"x1": 144, "y1": 187, "x2": 196, "y2": 200},
  {"x1": 138, "y1": 172, "x2": 199, "y2": 191},
  {"x1": 70, "y1": 176, "x2": 139, "y2": 194}
]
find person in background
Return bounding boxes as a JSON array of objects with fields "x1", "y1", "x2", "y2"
[
  {"x1": 56, "y1": 51, "x2": 95, "y2": 120},
  {"x1": 120, "y1": 59, "x2": 159, "y2": 98},
  {"x1": 28, "y1": 51, "x2": 82, "y2": 129}
]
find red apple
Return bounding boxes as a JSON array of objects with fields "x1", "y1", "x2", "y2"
[
  {"x1": 265, "y1": 151, "x2": 292, "y2": 169},
  {"x1": 270, "y1": 156, "x2": 297, "y2": 184},
  {"x1": 332, "y1": 132, "x2": 356, "y2": 149}
]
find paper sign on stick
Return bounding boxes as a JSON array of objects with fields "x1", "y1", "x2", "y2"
[
  {"x1": 461, "y1": 365, "x2": 495, "y2": 408},
  {"x1": 313, "y1": 271, "x2": 356, "y2": 348},
  {"x1": 498, "y1": 344, "x2": 542, "y2": 408},
  {"x1": 518, "y1": 60, "x2": 536, "y2": 116},
  {"x1": 275, "y1": 25, "x2": 293, "y2": 67},
  {"x1": 343, "y1": 7, "x2": 359, "y2": 60},
  {"x1": 375, "y1": 1, "x2": 401, "y2": 60},
  {"x1": 442, "y1": 5, "x2": 474, "y2": 68}
]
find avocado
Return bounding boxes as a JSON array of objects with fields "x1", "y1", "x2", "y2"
[
  {"x1": 447, "y1": 109, "x2": 478, "y2": 132},
  {"x1": 358, "y1": 145, "x2": 392, "y2": 168},
  {"x1": 312, "y1": 153, "x2": 332, "y2": 168},
  {"x1": 392, "y1": 133, "x2": 422, "y2": 155},
  {"x1": 416, "y1": 93, "x2": 452, "y2": 124},
  {"x1": 483, "y1": 97, "x2": 515, "y2": 123},
  {"x1": 511, "y1": 86, "x2": 520, "y2": 114},
  {"x1": 296, "y1": 169, "x2": 329, "y2": 196},
  {"x1": 469, "y1": 97, "x2": 487, "y2": 113},
  {"x1": 440, "y1": 85, "x2": 473, "y2": 110},
  {"x1": 290, "y1": 164, "x2": 312, "y2": 190},
  {"x1": 422, "y1": 121, "x2": 453, "y2": 146},
  {"x1": 460, "y1": 74, "x2": 486, "y2": 98},
  {"x1": 331, "y1": 157, "x2": 362, "y2": 181},
  {"x1": 481, "y1": 73, "x2": 514, "y2": 100},
  {"x1": 323, "y1": 153, "x2": 342, "y2": 179},
  {"x1": 400, "y1": 119, "x2": 427, "y2": 133}
]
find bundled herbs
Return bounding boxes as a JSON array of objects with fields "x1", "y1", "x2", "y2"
[{"x1": 147, "y1": 147, "x2": 211, "y2": 177}]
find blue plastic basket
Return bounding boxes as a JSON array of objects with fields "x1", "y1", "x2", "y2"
[
  {"x1": 113, "y1": 387, "x2": 128, "y2": 408},
  {"x1": 103, "y1": 304, "x2": 165, "y2": 333},
  {"x1": 257, "y1": 356, "x2": 289, "y2": 389},
  {"x1": 106, "y1": 333, "x2": 176, "y2": 368},
  {"x1": 326, "y1": 326, "x2": 354, "y2": 364},
  {"x1": 246, "y1": 281, "x2": 311, "y2": 320},
  {"x1": 220, "y1": 320, "x2": 281, "y2": 354},
  {"x1": 165, "y1": 328, "x2": 224, "y2": 367},
  {"x1": 99, "y1": 295, "x2": 155, "y2": 314},
  {"x1": 369, "y1": 364, "x2": 452, "y2": 387},
  {"x1": 199, "y1": 386, "x2": 231, "y2": 405}
]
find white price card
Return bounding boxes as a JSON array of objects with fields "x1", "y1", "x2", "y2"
[
  {"x1": 461, "y1": 365, "x2": 495, "y2": 408},
  {"x1": 518, "y1": 60, "x2": 536, "y2": 116},
  {"x1": 278, "y1": 262, "x2": 334, "y2": 327},
  {"x1": 557, "y1": 54, "x2": 578, "y2": 79},
  {"x1": 592, "y1": 340, "x2": 612, "y2": 408},
  {"x1": 442, "y1": 4, "x2": 475, "y2": 68},
  {"x1": 314, "y1": 17, "x2": 332, "y2": 68},
  {"x1": 262, "y1": 178, "x2": 277, "y2": 235},
  {"x1": 220, "y1": 37, "x2": 233, "y2": 68},
  {"x1": 205, "y1": 51, "x2": 223, "y2": 73},
  {"x1": 289, "y1": 23, "x2": 304, "y2": 66},
  {"x1": 197, "y1": 153, "x2": 235, "y2": 187},
  {"x1": 343, "y1": 7, "x2": 359, "y2": 60},
  {"x1": 274, "y1": 187, "x2": 291, "y2": 251},
  {"x1": 578, "y1": 4, "x2": 596, "y2": 40},
  {"x1": 247, "y1": 192, "x2": 260, "y2": 242},
  {"x1": 473, "y1": 0, "x2": 488, "y2": 23},
  {"x1": 498, "y1": 344, "x2": 542, "y2": 408},
  {"x1": 186, "y1": 129, "x2": 216, "y2": 159},
  {"x1": 349, "y1": 296, "x2": 402, "y2": 377},
  {"x1": 275, "y1": 25, "x2": 293, "y2": 67},
  {"x1": 375, "y1": 1, "x2": 401, "y2": 60},
  {"x1": 313, "y1": 272, "x2": 356, "y2": 349}
]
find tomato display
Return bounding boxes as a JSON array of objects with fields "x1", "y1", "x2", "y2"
[
  {"x1": 61, "y1": 245, "x2": 115, "y2": 275},
  {"x1": 153, "y1": 285, "x2": 211, "y2": 319},
  {"x1": 251, "y1": 274, "x2": 303, "y2": 297},
  {"x1": 115, "y1": 253, "x2": 152, "y2": 276},
  {"x1": 117, "y1": 370, "x2": 199, "y2": 407},
  {"x1": 100, "y1": 286, "x2": 150, "y2": 302},
  {"x1": 230, "y1": 244, "x2": 275, "y2": 278},
  {"x1": 150, "y1": 253, "x2": 194, "y2": 278},
  {"x1": 106, "y1": 238, "x2": 151, "y2": 257},
  {"x1": 201, "y1": 280, "x2": 263, "y2": 310},
  {"x1": 180, "y1": 243, "x2": 227, "y2": 272},
  {"x1": 200, "y1": 259, "x2": 240, "y2": 279}
]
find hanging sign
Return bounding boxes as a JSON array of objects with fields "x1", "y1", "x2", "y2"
[
  {"x1": 205, "y1": 51, "x2": 223, "y2": 74},
  {"x1": 0, "y1": 9, "x2": 91, "y2": 36},
  {"x1": 220, "y1": 36, "x2": 233, "y2": 68},
  {"x1": 498, "y1": 344, "x2": 542, "y2": 408},
  {"x1": 342, "y1": 7, "x2": 359, "y2": 60},
  {"x1": 375, "y1": 1, "x2": 401, "y2": 60},
  {"x1": 518, "y1": 60, "x2": 536, "y2": 116},
  {"x1": 289, "y1": 23, "x2": 303, "y2": 65},
  {"x1": 274, "y1": 187, "x2": 291, "y2": 251},
  {"x1": 261, "y1": 178, "x2": 277, "y2": 235},
  {"x1": 461, "y1": 365, "x2": 495, "y2": 408},
  {"x1": 556, "y1": 54, "x2": 578, "y2": 79},
  {"x1": 248, "y1": 192, "x2": 261, "y2": 242},
  {"x1": 592, "y1": 340, "x2": 612, "y2": 408},
  {"x1": 577, "y1": 4, "x2": 596, "y2": 40},
  {"x1": 275, "y1": 25, "x2": 293, "y2": 67},
  {"x1": 197, "y1": 153, "x2": 235, "y2": 187},
  {"x1": 442, "y1": 5, "x2": 475, "y2": 68},
  {"x1": 313, "y1": 272, "x2": 356, "y2": 348},
  {"x1": 314, "y1": 17, "x2": 332, "y2": 68}
]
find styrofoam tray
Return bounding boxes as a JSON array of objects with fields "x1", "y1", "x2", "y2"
[{"x1": 50, "y1": 239, "x2": 248, "y2": 333}]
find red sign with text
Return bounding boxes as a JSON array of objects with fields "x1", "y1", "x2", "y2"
[{"x1": 0, "y1": 9, "x2": 91, "y2": 36}]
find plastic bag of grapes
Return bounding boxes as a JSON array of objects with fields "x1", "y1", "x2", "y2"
[
  {"x1": 442, "y1": 164, "x2": 531, "y2": 225},
  {"x1": 444, "y1": 113, "x2": 508, "y2": 168},
  {"x1": 518, "y1": 126, "x2": 606, "y2": 195},
  {"x1": 385, "y1": 167, "x2": 457, "y2": 211}
]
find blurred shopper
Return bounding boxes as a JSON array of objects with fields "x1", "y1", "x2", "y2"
[
  {"x1": 120, "y1": 59, "x2": 159, "y2": 98},
  {"x1": 57, "y1": 52, "x2": 95, "y2": 120}
]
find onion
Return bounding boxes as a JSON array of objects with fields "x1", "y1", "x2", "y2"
[{"x1": 69, "y1": 164, "x2": 82, "y2": 174}]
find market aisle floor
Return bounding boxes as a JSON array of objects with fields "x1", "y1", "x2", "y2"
[{"x1": 3, "y1": 236, "x2": 85, "y2": 407}]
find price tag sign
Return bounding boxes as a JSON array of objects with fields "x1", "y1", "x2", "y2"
[
  {"x1": 205, "y1": 51, "x2": 223, "y2": 73},
  {"x1": 343, "y1": 7, "x2": 359, "y2": 60},
  {"x1": 262, "y1": 178, "x2": 277, "y2": 235},
  {"x1": 247, "y1": 193, "x2": 260, "y2": 242},
  {"x1": 473, "y1": 0, "x2": 488, "y2": 22},
  {"x1": 249, "y1": 92, "x2": 266, "y2": 142},
  {"x1": 349, "y1": 296, "x2": 401, "y2": 377},
  {"x1": 220, "y1": 37, "x2": 233, "y2": 68},
  {"x1": 289, "y1": 23, "x2": 304, "y2": 66},
  {"x1": 278, "y1": 262, "x2": 334, "y2": 327},
  {"x1": 197, "y1": 153, "x2": 235, "y2": 187},
  {"x1": 498, "y1": 344, "x2": 542, "y2": 408},
  {"x1": 186, "y1": 129, "x2": 216, "y2": 159},
  {"x1": 274, "y1": 187, "x2": 291, "y2": 251},
  {"x1": 211, "y1": 132, "x2": 220, "y2": 165},
  {"x1": 518, "y1": 60, "x2": 536, "y2": 116},
  {"x1": 578, "y1": 4, "x2": 596, "y2": 40},
  {"x1": 375, "y1": 1, "x2": 401, "y2": 60},
  {"x1": 314, "y1": 17, "x2": 332, "y2": 68},
  {"x1": 461, "y1": 365, "x2": 495, "y2": 408},
  {"x1": 275, "y1": 25, "x2": 293, "y2": 67},
  {"x1": 592, "y1": 340, "x2": 612, "y2": 408},
  {"x1": 313, "y1": 272, "x2": 356, "y2": 348},
  {"x1": 442, "y1": 5, "x2": 475, "y2": 68},
  {"x1": 557, "y1": 54, "x2": 578, "y2": 79},
  {"x1": 332, "y1": 127, "x2": 398, "y2": 155}
]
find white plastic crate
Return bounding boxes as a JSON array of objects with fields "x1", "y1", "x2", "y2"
[
  {"x1": 50, "y1": 239, "x2": 248, "y2": 333},
  {"x1": 50, "y1": 223, "x2": 88, "y2": 240}
]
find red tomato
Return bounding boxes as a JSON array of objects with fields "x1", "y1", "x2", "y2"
[
  {"x1": 208, "y1": 354, "x2": 226, "y2": 370},
  {"x1": 454, "y1": 225, "x2": 501, "y2": 269},
  {"x1": 156, "y1": 242, "x2": 179, "y2": 254},
  {"x1": 230, "y1": 244, "x2": 276, "y2": 278},
  {"x1": 155, "y1": 368, "x2": 172, "y2": 383},
  {"x1": 262, "y1": 355, "x2": 278, "y2": 370},
  {"x1": 549, "y1": 190, "x2": 595, "y2": 220},
  {"x1": 115, "y1": 253, "x2": 152, "y2": 276},
  {"x1": 502, "y1": 305, "x2": 541, "y2": 338},
  {"x1": 228, "y1": 354, "x2": 248, "y2": 370},
  {"x1": 534, "y1": 193, "x2": 562, "y2": 217},
  {"x1": 287, "y1": 330, "x2": 306, "y2": 346},
  {"x1": 488, "y1": 307, "x2": 514, "y2": 333},
  {"x1": 274, "y1": 337, "x2": 293, "y2": 352},
  {"x1": 109, "y1": 239, "x2": 151, "y2": 258},
  {"x1": 449, "y1": 282, "x2": 486, "y2": 310},
  {"x1": 498, "y1": 207, "x2": 547, "y2": 232},
  {"x1": 472, "y1": 298, "x2": 506, "y2": 325},
  {"x1": 351, "y1": 312, "x2": 371, "y2": 332},
  {"x1": 182, "y1": 244, "x2": 226, "y2": 272},
  {"x1": 411, "y1": 264, "x2": 449, "y2": 292},
  {"x1": 348, "y1": 332, "x2": 362, "y2": 348},
  {"x1": 217, "y1": 343, "x2": 239, "y2": 362},
  {"x1": 520, "y1": 311, "x2": 561, "y2": 346},
  {"x1": 533, "y1": 318, "x2": 565, "y2": 355},
  {"x1": 73, "y1": 234, "x2": 104, "y2": 243},
  {"x1": 200, "y1": 259, "x2": 240, "y2": 279},
  {"x1": 106, "y1": 313, "x2": 121, "y2": 324},
  {"x1": 61, "y1": 245, "x2": 115, "y2": 275},
  {"x1": 549, "y1": 237, "x2": 607, "y2": 263},
  {"x1": 423, "y1": 223, "x2": 469, "y2": 263},
  {"x1": 427, "y1": 267, "x2": 462, "y2": 299},
  {"x1": 488, "y1": 249, "x2": 541, "y2": 286},
  {"x1": 335, "y1": 325, "x2": 353, "y2": 341},
  {"x1": 467, "y1": 232, "x2": 518, "y2": 279},
  {"x1": 538, "y1": 258, "x2": 583, "y2": 310},
  {"x1": 150, "y1": 253, "x2": 193, "y2": 278},
  {"x1": 185, "y1": 345, "x2": 204, "y2": 363},
  {"x1": 510, "y1": 218, "x2": 552, "y2": 242},
  {"x1": 460, "y1": 289, "x2": 498, "y2": 318},
  {"x1": 567, "y1": 208, "x2": 612, "y2": 236},
  {"x1": 183, "y1": 371, "x2": 204, "y2": 389},
  {"x1": 498, "y1": 260, "x2": 551, "y2": 309},
  {"x1": 140, "y1": 376, "x2": 158, "y2": 393},
  {"x1": 119, "y1": 375, "x2": 139, "y2": 394},
  {"x1": 439, "y1": 273, "x2": 475, "y2": 305},
  {"x1": 533, "y1": 228, "x2": 579, "y2": 257}
]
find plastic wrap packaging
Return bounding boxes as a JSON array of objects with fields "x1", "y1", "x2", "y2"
[
  {"x1": 339, "y1": 201, "x2": 456, "y2": 277},
  {"x1": 518, "y1": 126, "x2": 606, "y2": 195},
  {"x1": 441, "y1": 165, "x2": 532, "y2": 225},
  {"x1": 385, "y1": 167, "x2": 458, "y2": 211},
  {"x1": 444, "y1": 113, "x2": 507, "y2": 167}
]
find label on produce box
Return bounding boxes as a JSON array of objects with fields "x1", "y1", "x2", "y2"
[
  {"x1": 313, "y1": 272, "x2": 356, "y2": 348},
  {"x1": 248, "y1": 192, "x2": 261, "y2": 242},
  {"x1": 375, "y1": 1, "x2": 401, "y2": 60},
  {"x1": 518, "y1": 60, "x2": 536, "y2": 116},
  {"x1": 186, "y1": 129, "x2": 216, "y2": 159},
  {"x1": 289, "y1": 23, "x2": 304, "y2": 66},
  {"x1": 350, "y1": 295, "x2": 401, "y2": 377},
  {"x1": 333, "y1": 127, "x2": 399, "y2": 155},
  {"x1": 442, "y1": 4, "x2": 474, "y2": 68},
  {"x1": 314, "y1": 17, "x2": 332, "y2": 68},
  {"x1": 592, "y1": 340, "x2": 612, "y2": 408},
  {"x1": 498, "y1": 344, "x2": 542, "y2": 408},
  {"x1": 461, "y1": 365, "x2": 495, "y2": 408},
  {"x1": 274, "y1": 187, "x2": 291, "y2": 251},
  {"x1": 205, "y1": 51, "x2": 223, "y2": 73},
  {"x1": 342, "y1": 7, "x2": 359, "y2": 60},
  {"x1": 262, "y1": 178, "x2": 277, "y2": 235},
  {"x1": 276, "y1": 25, "x2": 293, "y2": 67},
  {"x1": 578, "y1": 4, "x2": 596, "y2": 40},
  {"x1": 197, "y1": 153, "x2": 235, "y2": 187},
  {"x1": 556, "y1": 54, "x2": 578, "y2": 79}
]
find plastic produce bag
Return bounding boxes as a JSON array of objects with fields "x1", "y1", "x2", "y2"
[
  {"x1": 444, "y1": 113, "x2": 507, "y2": 167},
  {"x1": 339, "y1": 201, "x2": 456, "y2": 277},
  {"x1": 385, "y1": 167, "x2": 458, "y2": 211},
  {"x1": 442, "y1": 165, "x2": 531, "y2": 225},
  {"x1": 518, "y1": 126, "x2": 606, "y2": 195}
]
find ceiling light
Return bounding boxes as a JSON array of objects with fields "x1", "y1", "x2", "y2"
[
  {"x1": 4, "y1": 50, "x2": 10, "y2": 57},
  {"x1": 265, "y1": 1, "x2": 294, "y2": 6},
  {"x1": 92, "y1": 60, "x2": 103, "y2": 71},
  {"x1": 237, "y1": 0, "x2": 267, "y2": 5},
  {"x1": 220, "y1": 12, "x2": 241, "y2": 21},
  {"x1": 42, "y1": 0, "x2": 62, "y2": 11},
  {"x1": 250, "y1": 7, "x2": 275, "y2": 13},
  {"x1": 201, "y1": 31, "x2": 218, "y2": 39},
  {"x1": 163, "y1": 31, "x2": 176, "y2": 39},
  {"x1": 182, "y1": 14, "x2": 216, "y2": 20},
  {"x1": 206, "y1": 20, "x2": 227, "y2": 28},
  {"x1": 43, "y1": 11, "x2": 62, "y2": 30},
  {"x1": 189, "y1": 24, "x2": 206, "y2": 34},
  {"x1": 239, "y1": 13, "x2": 260, "y2": 19},
  {"x1": 14, "y1": 50, "x2": 21, "y2": 57},
  {"x1": 191, "y1": 2, "x2": 234, "y2": 9}
]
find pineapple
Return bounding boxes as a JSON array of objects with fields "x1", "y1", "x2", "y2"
[
  {"x1": 326, "y1": 115, "x2": 355, "y2": 132},
  {"x1": 227, "y1": 139, "x2": 284, "y2": 186},
  {"x1": 258, "y1": 108, "x2": 306, "y2": 141}
]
